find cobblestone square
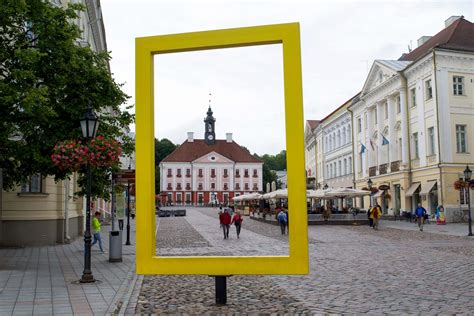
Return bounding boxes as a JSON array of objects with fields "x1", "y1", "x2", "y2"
[{"x1": 138, "y1": 207, "x2": 474, "y2": 314}]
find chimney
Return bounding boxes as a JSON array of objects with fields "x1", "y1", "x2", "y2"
[
  {"x1": 226, "y1": 133, "x2": 233, "y2": 143},
  {"x1": 417, "y1": 36, "x2": 432, "y2": 47},
  {"x1": 187, "y1": 132, "x2": 194, "y2": 142},
  {"x1": 445, "y1": 16, "x2": 461, "y2": 28}
]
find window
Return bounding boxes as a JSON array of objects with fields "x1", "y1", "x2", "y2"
[
  {"x1": 198, "y1": 169, "x2": 203, "y2": 177},
  {"x1": 342, "y1": 128, "x2": 346, "y2": 145},
  {"x1": 235, "y1": 169, "x2": 240, "y2": 177},
  {"x1": 253, "y1": 169, "x2": 258, "y2": 177},
  {"x1": 348, "y1": 157, "x2": 352, "y2": 173},
  {"x1": 244, "y1": 183, "x2": 249, "y2": 190},
  {"x1": 236, "y1": 183, "x2": 240, "y2": 190},
  {"x1": 176, "y1": 168, "x2": 181, "y2": 177},
  {"x1": 167, "y1": 169, "x2": 172, "y2": 177},
  {"x1": 186, "y1": 168, "x2": 191, "y2": 177},
  {"x1": 456, "y1": 125, "x2": 467, "y2": 153},
  {"x1": 176, "y1": 183, "x2": 182, "y2": 190},
  {"x1": 453, "y1": 76, "x2": 464, "y2": 95},
  {"x1": 211, "y1": 182, "x2": 215, "y2": 189},
  {"x1": 374, "y1": 108, "x2": 377, "y2": 124},
  {"x1": 326, "y1": 165, "x2": 329, "y2": 178},
  {"x1": 412, "y1": 132, "x2": 419, "y2": 159},
  {"x1": 428, "y1": 127, "x2": 435, "y2": 156},
  {"x1": 357, "y1": 118, "x2": 362, "y2": 133},
  {"x1": 21, "y1": 174, "x2": 42, "y2": 193},
  {"x1": 224, "y1": 183, "x2": 228, "y2": 190},
  {"x1": 244, "y1": 169, "x2": 249, "y2": 177},
  {"x1": 223, "y1": 169, "x2": 228, "y2": 178},
  {"x1": 460, "y1": 179, "x2": 468, "y2": 204},
  {"x1": 425, "y1": 79, "x2": 433, "y2": 100},
  {"x1": 167, "y1": 183, "x2": 172, "y2": 190},
  {"x1": 347, "y1": 125, "x2": 351, "y2": 142},
  {"x1": 211, "y1": 168, "x2": 216, "y2": 178},
  {"x1": 384, "y1": 103, "x2": 388, "y2": 119},
  {"x1": 343, "y1": 158, "x2": 347, "y2": 175},
  {"x1": 410, "y1": 88, "x2": 416, "y2": 107},
  {"x1": 396, "y1": 96, "x2": 401, "y2": 114},
  {"x1": 329, "y1": 165, "x2": 333, "y2": 179},
  {"x1": 338, "y1": 161, "x2": 342, "y2": 176},
  {"x1": 198, "y1": 183, "x2": 203, "y2": 190},
  {"x1": 185, "y1": 183, "x2": 191, "y2": 190},
  {"x1": 253, "y1": 183, "x2": 258, "y2": 190},
  {"x1": 337, "y1": 130, "x2": 341, "y2": 147}
]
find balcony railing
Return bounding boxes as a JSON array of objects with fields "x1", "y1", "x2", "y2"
[
  {"x1": 379, "y1": 163, "x2": 388, "y2": 175},
  {"x1": 390, "y1": 160, "x2": 400, "y2": 172},
  {"x1": 369, "y1": 166, "x2": 377, "y2": 177}
]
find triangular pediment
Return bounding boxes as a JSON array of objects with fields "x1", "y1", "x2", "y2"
[
  {"x1": 361, "y1": 60, "x2": 407, "y2": 95},
  {"x1": 193, "y1": 151, "x2": 234, "y2": 164}
]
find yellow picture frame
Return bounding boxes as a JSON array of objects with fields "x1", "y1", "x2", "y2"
[{"x1": 135, "y1": 23, "x2": 308, "y2": 275}]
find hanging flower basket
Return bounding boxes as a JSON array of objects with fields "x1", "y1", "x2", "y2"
[
  {"x1": 454, "y1": 179, "x2": 469, "y2": 191},
  {"x1": 52, "y1": 136, "x2": 122, "y2": 172}
]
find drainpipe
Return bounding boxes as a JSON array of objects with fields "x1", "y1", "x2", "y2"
[
  {"x1": 432, "y1": 49, "x2": 444, "y2": 206},
  {"x1": 347, "y1": 108, "x2": 356, "y2": 189},
  {"x1": 64, "y1": 178, "x2": 71, "y2": 243}
]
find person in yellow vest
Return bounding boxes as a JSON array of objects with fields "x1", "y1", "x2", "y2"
[
  {"x1": 372, "y1": 203, "x2": 382, "y2": 230},
  {"x1": 91, "y1": 211, "x2": 104, "y2": 253}
]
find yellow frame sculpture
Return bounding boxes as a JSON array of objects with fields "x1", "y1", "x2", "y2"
[{"x1": 136, "y1": 23, "x2": 308, "y2": 275}]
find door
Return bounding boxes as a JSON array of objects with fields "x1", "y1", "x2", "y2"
[{"x1": 394, "y1": 184, "x2": 401, "y2": 215}]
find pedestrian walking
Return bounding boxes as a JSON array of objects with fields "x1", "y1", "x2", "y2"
[
  {"x1": 415, "y1": 203, "x2": 427, "y2": 231},
  {"x1": 372, "y1": 204, "x2": 382, "y2": 230},
  {"x1": 219, "y1": 209, "x2": 231, "y2": 239},
  {"x1": 231, "y1": 211, "x2": 243, "y2": 238},
  {"x1": 368, "y1": 206, "x2": 374, "y2": 227},
  {"x1": 277, "y1": 209, "x2": 288, "y2": 235},
  {"x1": 91, "y1": 211, "x2": 104, "y2": 252},
  {"x1": 322, "y1": 206, "x2": 330, "y2": 222}
]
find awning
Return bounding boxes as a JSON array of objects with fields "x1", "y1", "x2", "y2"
[
  {"x1": 405, "y1": 183, "x2": 421, "y2": 197},
  {"x1": 420, "y1": 180, "x2": 437, "y2": 195},
  {"x1": 373, "y1": 190, "x2": 383, "y2": 198}
]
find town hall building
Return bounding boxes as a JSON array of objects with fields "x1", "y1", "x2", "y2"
[{"x1": 159, "y1": 107, "x2": 263, "y2": 206}]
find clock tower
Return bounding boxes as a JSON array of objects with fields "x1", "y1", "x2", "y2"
[{"x1": 204, "y1": 106, "x2": 216, "y2": 145}]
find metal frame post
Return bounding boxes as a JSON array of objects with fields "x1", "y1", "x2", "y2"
[
  {"x1": 215, "y1": 276, "x2": 227, "y2": 305},
  {"x1": 126, "y1": 179, "x2": 131, "y2": 245},
  {"x1": 80, "y1": 163, "x2": 95, "y2": 283}
]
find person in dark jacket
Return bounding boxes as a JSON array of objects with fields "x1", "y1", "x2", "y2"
[
  {"x1": 231, "y1": 211, "x2": 243, "y2": 238},
  {"x1": 415, "y1": 203, "x2": 427, "y2": 231},
  {"x1": 219, "y1": 209, "x2": 231, "y2": 239}
]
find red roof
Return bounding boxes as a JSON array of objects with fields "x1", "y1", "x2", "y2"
[
  {"x1": 162, "y1": 139, "x2": 262, "y2": 163},
  {"x1": 306, "y1": 120, "x2": 320, "y2": 130},
  {"x1": 399, "y1": 17, "x2": 474, "y2": 61}
]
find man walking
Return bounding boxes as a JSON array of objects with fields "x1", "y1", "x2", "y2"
[
  {"x1": 91, "y1": 211, "x2": 104, "y2": 253},
  {"x1": 415, "y1": 203, "x2": 427, "y2": 231},
  {"x1": 372, "y1": 203, "x2": 382, "y2": 230},
  {"x1": 277, "y1": 209, "x2": 288, "y2": 235},
  {"x1": 219, "y1": 209, "x2": 231, "y2": 239}
]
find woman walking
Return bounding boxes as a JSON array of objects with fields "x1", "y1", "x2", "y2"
[{"x1": 231, "y1": 211, "x2": 243, "y2": 238}]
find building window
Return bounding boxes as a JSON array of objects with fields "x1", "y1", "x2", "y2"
[
  {"x1": 428, "y1": 127, "x2": 435, "y2": 156},
  {"x1": 412, "y1": 132, "x2": 419, "y2": 159},
  {"x1": 326, "y1": 165, "x2": 329, "y2": 178},
  {"x1": 167, "y1": 169, "x2": 172, "y2": 177},
  {"x1": 176, "y1": 183, "x2": 182, "y2": 190},
  {"x1": 453, "y1": 76, "x2": 464, "y2": 95},
  {"x1": 244, "y1": 169, "x2": 249, "y2": 177},
  {"x1": 348, "y1": 157, "x2": 352, "y2": 173},
  {"x1": 198, "y1": 169, "x2": 203, "y2": 177},
  {"x1": 223, "y1": 183, "x2": 228, "y2": 190},
  {"x1": 338, "y1": 161, "x2": 342, "y2": 176},
  {"x1": 198, "y1": 183, "x2": 203, "y2": 190},
  {"x1": 337, "y1": 130, "x2": 341, "y2": 147},
  {"x1": 396, "y1": 96, "x2": 401, "y2": 114},
  {"x1": 186, "y1": 168, "x2": 191, "y2": 177},
  {"x1": 211, "y1": 168, "x2": 216, "y2": 178},
  {"x1": 244, "y1": 183, "x2": 249, "y2": 190},
  {"x1": 425, "y1": 79, "x2": 433, "y2": 100},
  {"x1": 185, "y1": 183, "x2": 191, "y2": 190},
  {"x1": 21, "y1": 174, "x2": 42, "y2": 193},
  {"x1": 235, "y1": 169, "x2": 240, "y2": 177},
  {"x1": 223, "y1": 169, "x2": 228, "y2": 178},
  {"x1": 357, "y1": 118, "x2": 362, "y2": 133},
  {"x1": 456, "y1": 125, "x2": 467, "y2": 153},
  {"x1": 211, "y1": 182, "x2": 215, "y2": 190},
  {"x1": 384, "y1": 103, "x2": 388, "y2": 119},
  {"x1": 347, "y1": 125, "x2": 351, "y2": 142},
  {"x1": 176, "y1": 168, "x2": 181, "y2": 177},
  {"x1": 410, "y1": 88, "x2": 416, "y2": 107},
  {"x1": 342, "y1": 128, "x2": 346, "y2": 145},
  {"x1": 343, "y1": 158, "x2": 347, "y2": 175},
  {"x1": 236, "y1": 183, "x2": 240, "y2": 190},
  {"x1": 253, "y1": 169, "x2": 258, "y2": 177},
  {"x1": 253, "y1": 183, "x2": 258, "y2": 190},
  {"x1": 167, "y1": 183, "x2": 172, "y2": 190}
]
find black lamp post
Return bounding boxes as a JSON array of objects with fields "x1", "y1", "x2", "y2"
[
  {"x1": 367, "y1": 178, "x2": 373, "y2": 208},
  {"x1": 79, "y1": 108, "x2": 99, "y2": 283},
  {"x1": 126, "y1": 158, "x2": 132, "y2": 246},
  {"x1": 464, "y1": 165, "x2": 472, "y2": 237}
]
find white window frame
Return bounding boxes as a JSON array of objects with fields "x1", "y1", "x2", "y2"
[
  {"x1": 410, "y1": 88, "x2": 416, "y2": 107},
  {"x1": 453, "y1": 76, "x2": 464, "y2": 96},
  {"x1": 427, "y1": 127, "x2": 435, "y2": 156},
  {"x1": 456, "y1": 124, "x2": 467, "y2": 153},
  {"x1": 412, "y1": 132, "x2": 419, "y2": 159},
  {"x1": 425, "y1": 79, "x2": 433, "y2": 100},
  {"x1": 21, "y1": 174, "x2": 43, "y2": 193}
]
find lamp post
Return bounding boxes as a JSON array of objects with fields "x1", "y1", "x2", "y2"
[
  {"x1": 79, "y1": 108, "x2": 99, "y2": 283},
  {"x1": 367, "y1": 178, "x2": 373, "y2": 208},
  {"x1": 464, "y1": 165, "x2": 472, "y2": 237},
  {"x1": 126, "y1": 158, "x2": 132, "y2": 246}
]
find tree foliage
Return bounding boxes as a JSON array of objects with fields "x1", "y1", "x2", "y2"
[
  {"x1": 253, "y1": 150, "x2": 286, "y2": 191},
  {"x1": 0, "y1": 0, "x2": 133, "y2": 197},
  {"x1": 154, "y1": 138, "x2": 178, "y2": 193}
]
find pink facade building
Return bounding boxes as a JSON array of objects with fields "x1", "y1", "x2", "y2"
[{"x1": 159, "y1": 107, "x2": 263, "y2": 206}]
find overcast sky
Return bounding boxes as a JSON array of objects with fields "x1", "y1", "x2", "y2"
[{"x1": 101, "y1": 0, "x2": 472, "y2": 155}]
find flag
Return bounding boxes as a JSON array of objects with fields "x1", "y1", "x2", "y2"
[
  {"x1": 360, "y1": 144, "x2": 366, "y2": 154},
  {"x1": 382, "y1": 135, "x2": 390, "y2": 146},
  {"x1": 369, "y1": 138, "x2": 375, "y2": 150}
]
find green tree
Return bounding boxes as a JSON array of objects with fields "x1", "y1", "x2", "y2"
[
  {"x1": 154, "y1": 138, "x2": 177, "y2": 193},
  {"x1": 0, "y1": 0, "x2": 133, "y2": 198}
]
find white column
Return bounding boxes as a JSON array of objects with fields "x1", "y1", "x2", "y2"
[
  {"x1": 436, "y1": 69, "x2": 452, "y2": 162},
  {"x1": 400, "y1": 88, "x2": 409, "y2": 166},
  {"x1": 376, "y1": 102, "x2": 384, "y2": 165},
  {"x1": 367, "y1": 107, "x2": 374, "y2": 168},
  {"x1": 387, "y1": 95, "x2": 397, "y2": 163}
]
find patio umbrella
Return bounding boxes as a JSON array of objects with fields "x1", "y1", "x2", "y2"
[
  {"x1": 232, "y1": 193, "x2": 262, "y2": 202},
  {"x1": 325, "y1": 187, "x2": 371, "y2": 198},
  {"x1": 307, "y1": 189, "x2": 330, "y2": 199},
  {"x1": 261, "y1": 188, "x2": 288, "y2": 199}
]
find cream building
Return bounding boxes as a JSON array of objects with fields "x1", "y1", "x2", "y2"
[
  {"x1": 0, "y1": 0, "x2": 110, "y2": 246},
  {"x1": 304, "y1": 120, "x2": 319, "y2": 189},
  {"x1": 350, "y1": 16, "x2": 474, "y2": 220}
]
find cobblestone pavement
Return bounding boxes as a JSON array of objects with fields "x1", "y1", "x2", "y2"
[{"x1": 138, "y1": 208, "x2": 474, "y2": 314}]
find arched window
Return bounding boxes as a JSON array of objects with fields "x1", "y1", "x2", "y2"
[
  {"x1": 348, "y1": 157, "x2": 352, "y2": 173},
  {"x1": 329, "y1": 164, "x2": 332, "y2": 178},
  {"x1": 332, "y1": 133, "x2": 336, "y2": 150},
  {"x1": 347, "y1": 125, "x2": 352, "y2": 142},
  {"x1": 344, "y1": 158, "x2": 347, "y2": 175},
  {"x1": 342, "y1": 127, "x2": 346, "y2": 145},
  {"x1": 337, "y1": 130, "x2": 341, "y2": 147},
  {"x1": 338, "y1": 161, "x2": 342, "y2": 176}
]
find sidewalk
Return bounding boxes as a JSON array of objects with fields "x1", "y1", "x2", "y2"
[
  {"x1": 381, "y1": 219, "x2": 474, "y2": 237},
  {"x1": 0, "y1": 219, "x2": 140, "y2": 315}
]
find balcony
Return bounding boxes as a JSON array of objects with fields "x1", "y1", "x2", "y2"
[
  {"x1": 252, "y1": 173, "x2": 258, "y2": 178},
  {"x1": 390, "y1": 160, "x2": 400, "y2": 172},
  {"x1": 379, "y1": 163, "x2": 388, "y2": 175},
  {"x1": 198, "y1": 185, "x2": 203, "y2": 190},
  {"x1": 198, "y1": 173, "x2": 203, "y2": 178},
  {"x1": 235, "y1": 174, "x2": 240, "y2": 178},
  {"x1": 166, "y1": 185, "x2": 172, "y2": 190},
  {"x1": 369, "y1": 166, "x2": 377, "y2": 177},
  {"x1": 223, "y1": 185, "x2": 228, "y2": 191},
  {"x1": 167, "y1": 174, "x2": 172, "y2": 178},
  {"x1": 244, "y1": 174, "x2": 249, "y2": 178},
  {"x1": 176, "y1": 185, "x2": 182, "y2": 190},
  {"x1": 185, "y1": 173, "x2": 191, "y2": 178},
  {"x1": 223, "y1": 174, "x2": 228, "y2": 178},
  {"x1": 185, "y1": 184, "x2": 191, "y2": 190}
]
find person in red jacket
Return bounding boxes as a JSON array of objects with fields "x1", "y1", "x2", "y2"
[
  {"x1": 219, "y1": 209, "x2": 231, "y2": 239},
  {"x1": 231, "y1": 211, "x2": 244, "y2": 238}
]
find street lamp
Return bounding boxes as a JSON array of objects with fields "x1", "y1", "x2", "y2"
[
  {"x1": 80, "y1": 108, "x2": 99, "y2": 283},
  {"x1": 464, "y1": 165, "x2": 472, "y2": 236},
  {"x1": 126, "y1": 158, "x2": 132, "y2": 246},
  {"x1": 367, "y1": 178, "x2": 373, "y2": 208}
]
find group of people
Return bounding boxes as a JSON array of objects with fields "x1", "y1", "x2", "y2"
[
  {"x1": 218, "y1": 207, "x2": 243, "y2": 239},
  {"x1": 367, "y1": 203, "x2": 382, "y2": 230}
]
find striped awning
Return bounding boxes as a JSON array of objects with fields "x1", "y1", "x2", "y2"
[
  {"x1": 405, "y1": 183, "x2": 421, "y2": 197},
  {"x1": 420, "y1": 180, "x2": 437, "y2": 195}
]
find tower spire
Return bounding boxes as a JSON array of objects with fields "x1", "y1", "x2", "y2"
[{"x1": 204, "y1": 92, "x2": 216, "y2": 145}]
